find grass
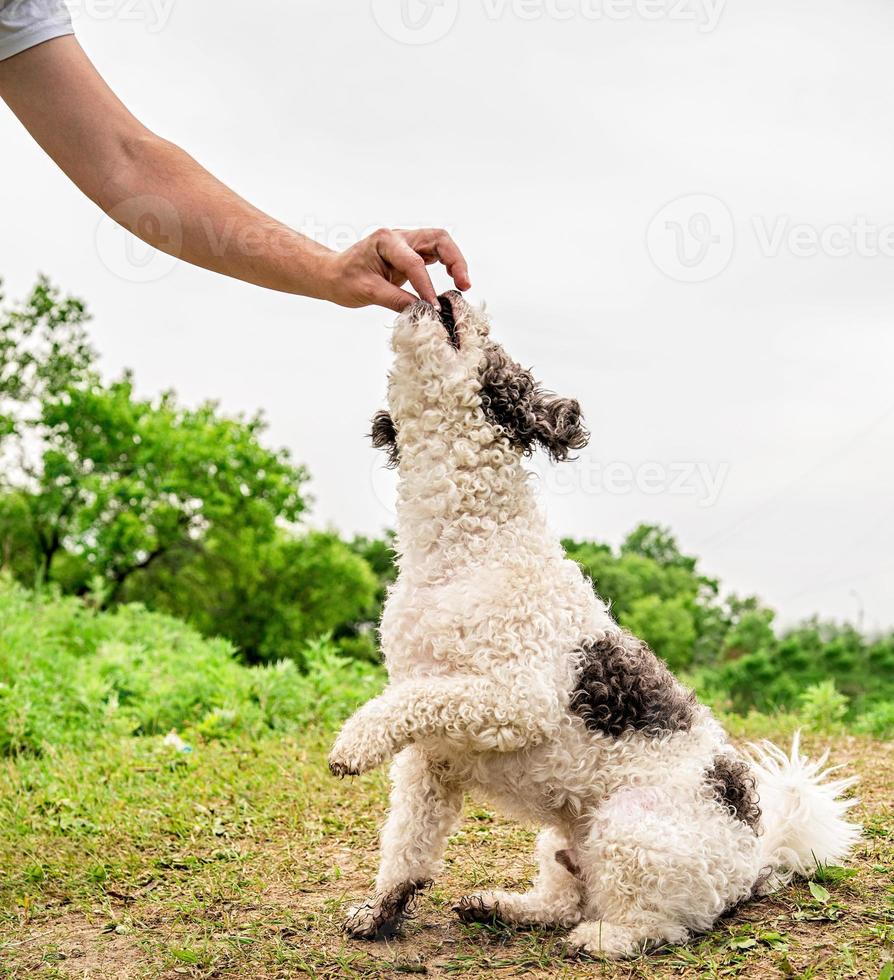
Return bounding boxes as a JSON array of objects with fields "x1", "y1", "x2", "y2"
[{"x1": 0, "y1": 725, "x2": 891, "y2": 979}]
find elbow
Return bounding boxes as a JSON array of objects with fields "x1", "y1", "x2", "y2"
[{"x1": 94, "y1": 130, "x2": 178, "y2": 214}]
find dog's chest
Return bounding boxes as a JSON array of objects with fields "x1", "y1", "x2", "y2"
[
  {"x1": 380, "y1": 565, "x2": 515, "y2": 678},
  {"x1": 380, "y1": 560, "x2": 596, "y2": 680}
]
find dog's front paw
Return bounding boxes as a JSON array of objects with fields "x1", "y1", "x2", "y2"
[
  {"x1": 328, "y1": 757, "x2": 360, "y2": 778},
  {"x1": 328, "y1": 716, "x2": 395, "y2": 778},
  {"x1": 344, "y1": 899, "x2": 389, "y2": 939},
  {"x1": 328, "y1": 741, "x2": 372, "y2": 778},
  {"x1": 344, "y1": 881, "x2": 430, "y2": 939}
]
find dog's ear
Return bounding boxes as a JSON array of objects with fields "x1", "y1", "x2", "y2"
[
  {"x1": 370, "y1": 410, "x2": 399, "y2": 467},
  {"x1": 479, "y1": 344, "x2": 588, "y2": 462},
  {"x1": 531, "y1": 393, "x2": 589, "y2": 462}
]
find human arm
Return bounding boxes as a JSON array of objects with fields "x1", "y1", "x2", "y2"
[{"x1": 0, "y1": 36, "x2": 471, "y2": 311}]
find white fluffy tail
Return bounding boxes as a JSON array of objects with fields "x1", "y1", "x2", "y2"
[{"x1": 748, "y1": 732, "x2": 861, "y2": 892}]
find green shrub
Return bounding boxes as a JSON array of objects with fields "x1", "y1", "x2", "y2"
[
  {"x1": 710, "y1": 621, "x2": 894, "y2": 720},
  {"x1": 0, "y1": 579, "x2": 383, "y2": 755},
  {"x1": 797, "y1": 680, "x2": 849, "y2": 733},
  {"x1": 853, "y1": 701, "x2": 894, "y2": 739}
]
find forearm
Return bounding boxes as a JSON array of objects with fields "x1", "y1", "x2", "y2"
[{"x1": 97, "y1": 132, "x2": 335, "y2": 298}]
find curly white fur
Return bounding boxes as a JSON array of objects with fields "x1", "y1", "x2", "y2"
[{"x1": 329, "y1": 293, "x2": 861, "y2": 959}]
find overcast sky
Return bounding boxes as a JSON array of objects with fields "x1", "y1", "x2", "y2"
[{"x1": 2, "y1": 0, "x2": 892, "y2": 630}]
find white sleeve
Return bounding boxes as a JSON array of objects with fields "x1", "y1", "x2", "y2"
[{"x1": 0, "y1": 0, "x2": 74, "y2": 62}]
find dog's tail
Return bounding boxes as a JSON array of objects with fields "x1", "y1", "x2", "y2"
[{"x1": 748, "y1": 732, "x2": 861, "y2": 893}]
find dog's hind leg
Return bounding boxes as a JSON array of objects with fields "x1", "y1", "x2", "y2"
[
  {"x1": 344, "y1": 746, "x2": 462, "y2": 939},
  {"x1": 454, "y1": 827, "x2": 584, "y2": 928},
  {"x1": 564, "y1": 787, "x2": 759, "y2": 959}
]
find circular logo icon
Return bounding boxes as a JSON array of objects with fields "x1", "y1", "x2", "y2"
[
  {"x1": 95, "y1": 195, "x2": 182, "y2": 284},
  {"x1": 646, "y1": 194, "x2": 735, "y2": 283},
  {"x1": 370, "y1": 0, "x2": 459, "y2": 45}
]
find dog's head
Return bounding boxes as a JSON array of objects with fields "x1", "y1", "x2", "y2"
[{"x1": 371, "y1": 291, "x2": 588, "y2": 468}]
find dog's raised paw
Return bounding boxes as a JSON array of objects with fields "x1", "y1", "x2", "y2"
[{"x1": 328, "y1": 759, "x2": 360, "y2": 778}]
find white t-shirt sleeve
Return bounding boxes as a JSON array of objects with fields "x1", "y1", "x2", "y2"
[{"x1": 0, "y1": 0, "x2": 74, "y2": 62}]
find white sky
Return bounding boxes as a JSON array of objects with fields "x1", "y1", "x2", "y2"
[{"x1": 2, "y1": 0, "x2": 892, "y2": 630}]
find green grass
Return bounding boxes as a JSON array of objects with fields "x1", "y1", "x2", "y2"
[
  {"x1": 1, "y1": 584, "x2": 892, "y2": 977},
  {"x1": 0, "y1": 726, "x2": 891, "y2": 979}
]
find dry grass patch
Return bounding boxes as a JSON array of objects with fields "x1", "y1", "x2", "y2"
[{"x1": 1, "y1": 732, "x2": 891, "y2": 979}]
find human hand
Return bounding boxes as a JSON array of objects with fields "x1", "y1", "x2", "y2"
[{"x1": 320, "y1": 227, "x2": 471, "y2": 312}]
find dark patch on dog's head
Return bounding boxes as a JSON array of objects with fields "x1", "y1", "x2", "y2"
[
  {"x1": 479, "y1": 344, "x2": 588, "y2": 462},
  {"x1": 570, "y1": 632, "x2": 696, "y2": 739},
  {"x1": 370, "y1": 410, "x2": 399, "y2": 467},
  {"x1": 706, "y1": 755, "x2": 762, "y2": 832}
]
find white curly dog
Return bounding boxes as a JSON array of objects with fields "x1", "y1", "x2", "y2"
[{"x1": 328, "y1": 292, "x2": 860, "y2": 958}]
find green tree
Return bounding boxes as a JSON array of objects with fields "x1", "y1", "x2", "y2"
[
  {"x1": 623, "y1": 594, "x2": 698, "y2": 672},
  {"x1": 620, "y1": 524, "x2": 697, "y2": 572},
  {"x1": 563, "y1": 525, "x2": 715, "y2": 667},
  {"x1": 124, "y1": 528, "x2": 379, "y2": 665},
  {"x1": 0, "y1": 280, "x2": 306, "y2": 605}
]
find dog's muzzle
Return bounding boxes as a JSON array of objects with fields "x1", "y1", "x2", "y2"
[{"x1": 437, "y1": 291, "x2": 461, "y2": 349}]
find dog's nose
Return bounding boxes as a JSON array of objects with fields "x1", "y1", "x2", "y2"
[{"x1": 437, "y1": 291, "x2": 461, "y2": 349}]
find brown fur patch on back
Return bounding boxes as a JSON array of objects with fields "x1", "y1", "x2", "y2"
[
  {"x1": 706, "y1": 755, "x2": 762, "y2": 831},
  {"x1": 570, "y1": 633, "x2": 696, "y2": 739}
]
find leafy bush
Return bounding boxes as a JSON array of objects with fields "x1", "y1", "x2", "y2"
[
  {"x1": 125, "y1": 528, "x2": 380, "y2": 666},
  {"x1": 853, "y1": 701, "x2": 894, "y2": 740},
  {"x1": 0, "y1": 579, "x2": 383, "y2": 756},
  {"x1": 797, "y1": 680, "x2": 849, "y2": 733},
  {"x1": 709, "y1": 621, "x2": 894, "y2": 720}
]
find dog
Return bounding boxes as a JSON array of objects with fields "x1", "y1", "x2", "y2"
[{"x1": 328, "y1": 291, "x2": 860, "y2": 958}]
